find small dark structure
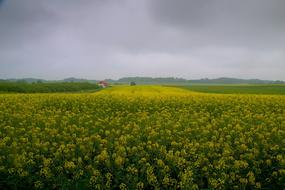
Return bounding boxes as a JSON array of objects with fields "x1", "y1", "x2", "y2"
[{"x1": 130, "y1": 81, "x2": 136, "y2": 86}]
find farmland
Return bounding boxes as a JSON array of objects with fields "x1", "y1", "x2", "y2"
[
  {"x1": 175, "y1": 84, "x2": 285, "y2": 95},
  {"x1": 0, "y1": 86, "x2": 284, "y2": 189},
  {"x1": 0, "y1": 82, "x2": 100, "y2": 93}
]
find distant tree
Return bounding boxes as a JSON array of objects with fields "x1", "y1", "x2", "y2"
[
  {"x1": 130, "y1": 81, "x2": 136, "y2": 86},
  {"x1": 16, "y1": 80, "x2": 27, "y2": 84},
  {"x1": 0, "y1": 82, "x2": 100, "y2": 93}
]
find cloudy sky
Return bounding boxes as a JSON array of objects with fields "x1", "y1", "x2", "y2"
[{"x1": 0, "y1": 0, "x2": 285, "y2": 80}]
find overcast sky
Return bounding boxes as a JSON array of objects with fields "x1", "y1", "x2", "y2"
[{"x1": 0, "y1": 0, "x2": 285, "y2": 80}]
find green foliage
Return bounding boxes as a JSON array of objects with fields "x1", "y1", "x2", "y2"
[
  {"x1": 112, "y1": 77, "x2": 189, "y2": 84},
  {"x1": 106, "y1": 77, "x2": 285, "y2": 85},
  {"x1": 178, "y1": 85, "x2": 285, "y2": 95},
  {"x1": 0, "y1": 82, "x2": 100, "y2": 93}
]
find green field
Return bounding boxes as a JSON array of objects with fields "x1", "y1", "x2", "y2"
[
  {"x1": 0, "y1": 85, "x2": 284, "y2": 189},
  {"x1": 0, "y1": 82, "x2": 100, "y2": 93},
  {"x1": 175, "y1": 84, "x2": 285, "y2": 95}
]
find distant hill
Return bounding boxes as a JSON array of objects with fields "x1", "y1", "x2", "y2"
[
  {"x1": 1, "y1": 77, "x2": 284, "y2": 85},
  {"x1": 3, "y1": 78, "x2": 47, "y2": 83},
  {"x1": 1, "y1": 77, "x2": 98, "y2": 84},
  {"x1": 108, "y1": 77, "x2": 285, "y2": 85},
  {"x1": 62, "y1": 77, "x2": 98, "y2": 83},
  {"x1": 189, "y1": 77, "x2": 285, "y2": 84},
  {"x1": 112, "y1": 77, "x2": 188, "y2": 84}
]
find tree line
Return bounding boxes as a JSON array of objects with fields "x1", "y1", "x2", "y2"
[{"x1": 0, "y1": 82, "x2": 100, "y2": 93}]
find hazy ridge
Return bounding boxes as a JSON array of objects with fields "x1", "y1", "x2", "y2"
[{"x1": 1, "y1": 77, "x2": 284, "y2": 85}]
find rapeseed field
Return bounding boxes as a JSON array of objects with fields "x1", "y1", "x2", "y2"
[{"x1": 0, "y1": 86, "x2": 284, "y2": 189}]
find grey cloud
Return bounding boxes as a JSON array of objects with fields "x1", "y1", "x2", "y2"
[
  {"x1": 149, "y1": 0, "x2": 285, "y2": 48},
  {"x1": 0, "y1": 0, "x2": 59, "y2": 49},
  {"x1": 150, "y1": 0, "x2": 285, "y2": 31},
  {"x1": 0, "y1": 0, "x2": 285, "y2": 80}
]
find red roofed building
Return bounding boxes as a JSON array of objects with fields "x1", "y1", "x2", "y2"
[{"x1": 98, "y1": 81, "x2": 108, "y2": 88}]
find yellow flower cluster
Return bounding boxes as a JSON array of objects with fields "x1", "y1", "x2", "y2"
[{"x1": 0, "y1": 86, "x2": 284, "y2": 189}]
